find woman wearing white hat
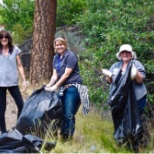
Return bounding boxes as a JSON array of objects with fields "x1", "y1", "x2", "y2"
[
  {"x1": 102, "y1": 44, "x2": 147, "y2": 151},
  {"x1": 102, "y1": 44, "x2": 147, "y2": 114}
]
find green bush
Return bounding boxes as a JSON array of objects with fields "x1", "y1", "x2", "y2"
[
  {"x1": 77, "y1": 0, "x2": 154, "y2": 106},
  {"x1": 12, "y1": 24, "x2": 32, "y2": 45},
  {"x1": 57, "y1": 0, "x2": 86, "y2": 26},
  {"x1": 0, "y1": 0, "x2": 34, "y2": 44}
]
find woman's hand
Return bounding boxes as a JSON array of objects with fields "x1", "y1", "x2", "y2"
[
  {"x1": 46, "y1": 83, "x2": 51, "y2": 88},
  {"x1": 102, "y1": 69, "x2": 112, "y2": 77},
  {"x1": 22, "y1": 81, "x2": 29, "y2": 92},
  {"x1": 131, "y1": 63, "x2": 137, "y2": 80},
  {"x1": 131, "y1": 63, "x2": 144, "y2": 83},
  {"x1": 45, "y1": 84, "x2": 58, "y2": 92},
  {"x1": 45, "y1": 69, "x2": 58, "y2": 88}
]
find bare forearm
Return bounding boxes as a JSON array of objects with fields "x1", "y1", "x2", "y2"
[
  {"x1": 49, "y1": 76, "x2": 58, "y2": 86},
  {"x1": 55, "y1": 73, "x2": 69, "y2": 87},
  {"x1": 106, "y1": 76, "x2": 112, "y2": 83},
  {"x1": 18, "y1": 66, "x2": 26, "y2": 82},
  {"x1": 135, "y1": 71, "x2": 144, "y2": 83}
]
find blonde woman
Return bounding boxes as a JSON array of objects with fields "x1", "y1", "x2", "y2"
[{"x1": 45, "y1": 37, "x2": 83, "y2": 141}]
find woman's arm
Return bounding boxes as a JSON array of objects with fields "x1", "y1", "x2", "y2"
[
  {"x1": 16, "y1": 54, "x2": 29, "y2": 91},
  {"x1": 106, "y1": 76, "x2": 112, "y2": 83},
  {"x1": 132, "y1": 61, "x2": 145, "y2": 83},
  {"x1": 55, "y1": 67, "x2": 73, "y2": 87},
  {"x1": 102, "y1": 69, "x2": 113, "y2": 83},
  {"x1": 45, "y1": 67, "x2": 73, "y2": 91},
  {"x1": 16, "y1": 55, "x2": 26, "y2": 82},
  {"x1": 46, "y1": 69, "x2": 58, "y2": 87},
  {"x1": 135, "y1": 71, "x2": 144, "y2": 83}
]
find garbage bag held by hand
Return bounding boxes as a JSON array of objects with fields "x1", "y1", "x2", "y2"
[
  {"x1": 0, "y1": 130, "x2": 56, "y2": 153},
  {"x1": 107, "y1": 62, "x2": 143, "y2": 144},
  {"x1": 15, "y1": 86, "x2": 63, "y2": 134}
]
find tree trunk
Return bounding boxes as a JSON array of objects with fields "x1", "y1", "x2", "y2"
[{"x1": 30, "y1": 0, "x2": 56, "y2": 86}]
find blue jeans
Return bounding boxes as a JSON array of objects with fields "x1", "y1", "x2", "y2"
[
  {"x1": 0, "y1": 86, "x2": 24, "y2": 132},
  {"x1": 137, "y1": 95, "x2": 146, "y2": 115},
  {"x1": 59, "y1": 86, "x2": 80, "y2": 137}
]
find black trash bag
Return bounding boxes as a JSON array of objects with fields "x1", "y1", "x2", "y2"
[
  {"x1": 0, "y1": 129, "x2": 56, "y2": 153},
  {"x1": 107, "y1": 61, "x2": 143, "y2": 144},
  {"x1": 15, "y1": 85, "x2": 63, "y2": 135}
]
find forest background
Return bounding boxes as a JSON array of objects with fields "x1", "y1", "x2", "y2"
[{"x1": 0, "y1": 0, "x2": 154, "y2": 153}]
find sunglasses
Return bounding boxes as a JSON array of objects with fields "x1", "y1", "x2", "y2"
[
  {"x1": 0, "y1": 35, "x2": 9, "y2": 39},
  {"x1": 121, "y1": 51, "x2": 131, "y2": 54}
]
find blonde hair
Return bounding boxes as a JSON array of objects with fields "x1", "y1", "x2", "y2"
[{"x1": 53, "y1": 37, "x2": 68, "y2": 53}]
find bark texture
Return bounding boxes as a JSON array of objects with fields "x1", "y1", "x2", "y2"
[{"x1": 30, "y1": 0, "x2": 56, "y2": 86}]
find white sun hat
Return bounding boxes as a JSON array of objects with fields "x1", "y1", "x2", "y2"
[{"x1": 116, "y1": 44, "x2": 137, "y2": 60}]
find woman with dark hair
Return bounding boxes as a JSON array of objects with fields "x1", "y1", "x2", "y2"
[{"x1": 0, "y1": 30, "x2": 28, "y2": 134}]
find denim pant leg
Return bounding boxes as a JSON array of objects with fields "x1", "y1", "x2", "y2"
[
  {"x1": 0, "y1": 87, "x2": 7, "y2": 132},
  {"x1": 137, "y1": 95, "x2": 146, "y2": 115},
  {"x1": 8, "y1": 86, "x2": 24, "y2": 118},
  {"x1": 60, "y1": 86, "x2": 80, "y2": 136}
]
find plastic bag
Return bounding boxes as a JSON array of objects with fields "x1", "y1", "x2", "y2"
[
  {"x1": 113, "y1": 81, "x2": 143, "y2": 144},
  {"x1": 0, "y1": 129, "x2": 56, "y2": 153},
  {"x1": 15, "y1": 86, "x2": 63, "y2": 135},
  {"x1": 107, "y1": 61, "x2": 143, "y2": 144}
]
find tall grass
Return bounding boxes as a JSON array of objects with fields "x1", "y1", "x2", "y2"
[
  {"x1": 48, "y1": 107, "x2": 108, "y2": 153},
  {"x1": 43, "y1": 107, "x2": 128, "y2": 153},
  {"x1": 18, "y1": 80, "x2": 154, "y2": 153},
  {"x1": 41, "y1": 106, "x2": 154, "y2": 153}
]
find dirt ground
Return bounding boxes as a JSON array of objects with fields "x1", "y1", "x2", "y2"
[{"x1": 5, "y1": 93, "x2": 29, "y2": 131}]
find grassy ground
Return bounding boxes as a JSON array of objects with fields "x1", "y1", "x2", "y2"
[
  {"x1": 21, "y1": 83, "x2": 154, "y2": 153},
  {"x1": 51, "y1": 107, "x2": 111, "y2": 153},
  {"x1": 40, "y1": 106, "x2": 153, "y2": 153}
]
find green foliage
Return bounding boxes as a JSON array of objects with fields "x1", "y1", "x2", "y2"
[
  {"x1": 13, "y1": 24, "x2": 32, "y2": 44},
  {"x1": 77, "y1": 0, "x2": 154, "y2": 105},
  {"x1": 0, "y1": 0, "x2": 34, "y2": 44},
  {"x1": 78, "y1": 52, "x2": 110, "y2": 107},
  {"x1": 0, "y1": 0, "x2": 86, "y2": 43},
  {"x1": 56, "y1": 0, "x2": 86, "y2": 26}
]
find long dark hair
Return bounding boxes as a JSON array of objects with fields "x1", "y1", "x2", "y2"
[{"x1": 0, "y1": 30, "x2": 14, "y2": 54}]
